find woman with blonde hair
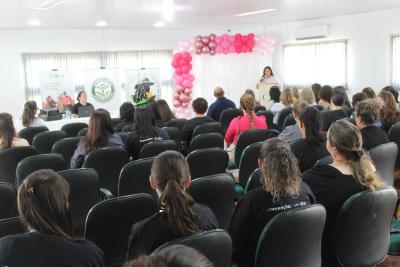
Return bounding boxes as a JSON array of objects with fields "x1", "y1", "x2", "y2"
[
  {"x1": 270, "y1": 88, "x2": 294, "y2": 124},
  {"x1": 300, "y1": 88, "x2": 316, "y2": 105}
]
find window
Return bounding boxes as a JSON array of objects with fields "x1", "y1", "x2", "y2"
[
  {"x1": 283, "y1": 40, "x2": 348, "y2": 88},
  {"x1": 391, "y1": 35, "x2": 400, "y2": 89}
]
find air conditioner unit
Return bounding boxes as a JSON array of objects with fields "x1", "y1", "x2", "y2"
[{"x1": 295, "y1": 25, "x2": 329, "y2": 40}]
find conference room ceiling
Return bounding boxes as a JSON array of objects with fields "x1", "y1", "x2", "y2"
[{"x1": 1, "y1": 0, "x2": 400, "y2": 29}]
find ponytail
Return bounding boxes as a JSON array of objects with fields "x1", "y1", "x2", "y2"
[{"x1": 240, "y1": 93, "x2": 255, "y2": 129}]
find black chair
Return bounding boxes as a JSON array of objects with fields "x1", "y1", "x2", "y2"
[
  {"x1": 0, "y1": 183, "x2": 16, "y2": 219},
  {"x1": 32, "y1": 130, "x2": 67, "y2": 154},
  {"x1": 77, "y1": 128, "x2": 88, "y2": 137},
  {"x1": 188, "y1": 174, "x2": 235, "y2": 229},
  {"x1": 58, "y1": 169, "x2": 100, "y2": 237},
  {"x1": 234, "y1": 129, "x2": 272, "y2": 166},
  {"x1": 138, "y1": 140, "x2": 178, "y2": 159},
  {"x1": 219, "y1": 108, "x2": 242, "y2": 134},
  {"x1": 118, "y1": 158, "x2": 155, "y2": 197},
  {"x1": 255, "y1": 106, "x2": 267, "y2": 112},
  {"x1": 18, "y1": 126, "x2": 49, "y2": 145},
  {"x1": 61, "y1": 122, "x2": 88, "y2": 137},
  {"x1": 0, "y1": 146, "x2": 37, "y2": 185},
  {"x1": 276, "y1": 107, "x2": 293, "y2": 131},
  {"x1": 83, "y1": 146, "x2": 129, "y2": 196},
  {"x1": 111, "y1": 118, "x2": 122, "y2": 128},
  {"x1": 256, "y1": 110, "x2": 275, "y2": 130},
  {"x1": 122, "y1": 125, "x2": 133, "y2": 132},
  {"x1": 244, "y1": 168, "x2": 262, "y2": 193},
  {"x1": 153, "y1": 229, "x2": 232, "y2": 267},
  {"x1": 315, "y1": 155, "x2": 333, "y2": 166},
  {"x1": 16, "y1": 153, "x2": 67, "y2": 186},
  {"x1": 187, "y1": 148, "x2": 229, "y2": 179},
  {"x1": 0, "y1": 217, "x2": 25, "y2": 238},
  {"x1": 188, "y1": 133, "x2": 224, "y2": 154},
  {"x1": 282, "y1": 113, "x2": 296, "y2": 130},
  {"x1": 192, "y1": 122, "x2": 223, "y2": 138},
  {"x1": 238, "y1": 142, "x2": 262, "y2": 188},
  {"x1": 369, "y1": 142, "x2": 398, "y2": 186},
  {"x1": 389, "y1": 122, "x2": 400, "y2": 167},
  {"x1": 52, "y1": 137, "x2": 81, "y2": 167},
  {"x1": 162, "y1": 127, "x2": 181, "y2": 150},
  {"x1": 165, "y1": 118, "x2": 187, "y2": 130},
  {"x1": 84, "y1": 194, "x2": 158, "y2": 267},
  {"x1": 333, "y1": 188, "x2": 397, "y2": 267},
  {"x1": 345, "y1": 108, "x2": 355, "y2": 118},
  {"x1": 255, "y1": 205, "x2": 326, "y2": 267}
]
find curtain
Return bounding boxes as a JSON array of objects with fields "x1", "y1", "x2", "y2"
[{"x1": 392, "y1": 36, "x2": 400, "y2": 89}]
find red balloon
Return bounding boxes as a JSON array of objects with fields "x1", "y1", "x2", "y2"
[{"x1": 174, "y1": 53, "x2": 182, "y2": 61}]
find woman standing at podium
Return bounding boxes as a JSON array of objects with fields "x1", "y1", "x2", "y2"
[{"x1": 259, "y1": 66, "x2": 279, "y2": 84}]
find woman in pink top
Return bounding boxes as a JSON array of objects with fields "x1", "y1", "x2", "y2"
[{"x1": 225, "y1": 93, "x2": 268, "y2": 146}]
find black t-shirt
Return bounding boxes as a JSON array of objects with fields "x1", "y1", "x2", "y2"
[
  {"x1": 126, "y1": 203, "x2": 219, "y2": 260},
  {"x1": 228, "y1": 183, "x2": 315, "y2": 267},
  {"x1": 71, "y1": 103, "x2": 94, "y2": 116},
  {"x1": 181, "y1": 117, "x2": 215, "y2": 143},
  {"x1": 360, "y1": 126, "x2": 390, "y2": 151},
  {"x1": 303, "y1": 165, "x2": 364, "y2": 267},
  {"x1": 114, "y1": 120, "x2": 133, "y2": 132},
  {"x1": 0, "y1": 232, "x2": 105, "y2": 267},
  {"x1": 321, "y1": 110, "x2": 347, "y2": 131},
  {"x1": 291, "y1": 138, "x2": 329, "y2": 173}
]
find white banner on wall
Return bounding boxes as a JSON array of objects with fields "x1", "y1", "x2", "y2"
[
  {"x1": 124, "y1": 68, "x2": 161, "y2": 102},
  {"x1": 39, "y1": 70, "x2": 74, "y2": 109}
]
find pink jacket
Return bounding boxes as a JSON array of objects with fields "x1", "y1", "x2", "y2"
[{"x1": 225, "y1": 114, "x2": 268, "y2": 145}]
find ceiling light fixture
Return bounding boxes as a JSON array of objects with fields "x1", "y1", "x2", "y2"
[
  {"x1": 154, "y1": 21, "x2": 166, "y2": 28},
  {"x1": 162, "y1": 0, "x2": 174, "y2": 21},
  {"x1": 34, "y1": 0, "x2": 68, "y2": 10},
  {"x1": 95, "y1": 20, "x2": 108, "y2": 27},
  {"x1": 234, "y1": 8, "x2": 277, "y2": 17},
  {"x1": 28, "y1": 19, "x2": 42, "y2": 26}
]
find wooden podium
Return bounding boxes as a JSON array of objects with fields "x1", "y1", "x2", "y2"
[{"x1": 256, "y1": 82, "x2": 279, "y2": 107}]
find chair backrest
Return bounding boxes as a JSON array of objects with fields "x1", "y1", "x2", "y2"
[
  {"x1": 0, "y1": 217, "x2": 25, "y2": 239},
  {"x1": 58, "y1": 168, "x2": 100, "y2": 236},
  {"x1": 188, "y1": 133, "x2": 224, "y2": 154},
  {"x1": 85, "y1": 194, "x2": 158, "y2": 267},
  {"x1": 244, "y1": 168, "x2": 262, "y2": 193},
  {"x1": 187, "y1": 148, "x2": 229, "y2": 179},
  {"x1": 16, "y1": 153, "x2": 67, "y2": 186},
  {"x1": 83, "y1": 146, "x2": 129, "y2": 196},
  {"x1": 18, "y1": 126, "x2": 49, "y2": 145},
  {"x1": 282, "y1": 113, "x2": 296, "y2": 130},
  {"x1": 0, "y1": 146, "x2": 37, "y2": 185},
  {"x1": 32, "y1": 130, "x2": 67, "y2": 154},
  {"x1": 138, "y1": 140, "x2": 178, "y2": 159},
  {"x1": 162, "y1": 127, "x2": 181, "y2": 150},
  {"x1": 188, "y1": 174, "x2": 235, "y2": 229},
  {"x1": 122, "y1": 125, "x2": 133, "y2": 132},
  {"x1": 52, "y1": 137, "x2": 81, "y2": 166},
  {"x1": 333, "y1": 188, "x2": 397, "y2": 267},
  {"x1": 77, "y1": 127, "x2": 88, "y2": 137},
  {"x1": 165, "y1": 118, "x2": 187, "y2": 130},
  {"x1": 238, "y1": 142, "x2": 262, "y2": 187},
  {"x1": 255, "y1": 205, "x2": 326, "y2": 267},
  {"x1": 192, "y1": 122, "x2": 223, "y2": 138},
  {"x1": 255, "y1": 106, "x2": 267, "y2": 112},
  {"x1": 256, "y1": 110, "x2": 275, "y2": 130},
  {"x1": 0, "y1": 183, "x2": 16, "y2": 220},
  {"x1": 61, "y1": 122, "x2": 88, "y2": 137},
  {"x1": 277, "y1": 107, "x2": 293, "y2": 131},
  {"x1": 153, "y1": 229, "x2": 232, "y2": 267},
  {"x1": 314, "y1": 154, "x2": 333, "y2": 167},
  {"x1": 118, "y1": 157, "x2": 155, "y2": 197},
  {"x1": 388, "y1": 122, "x2": 400, "y2": 167},
  {"x1": 219, "y1": 108, "x2": 243, "y2": 133},
  {"x1": 234, "y1": 129, "x2": 271, "y2": 165},
  {"x1": 369, "y1": 142, "x2": 398, "y2": 186}
]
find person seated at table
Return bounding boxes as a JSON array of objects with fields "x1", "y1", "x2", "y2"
[
  {"x1": 71, "y1": 91, "x2": 94, "y2": 118},
  {"x1": 207, "y1": 87, "x2": 236, "y2": 122},
  {"x1": 21, "y1": 101, "x2": 45, "y2": 128},
  {"x1": 0, "y1": 113, "x2": 29, "y2": 150},
  {"x1": 229, "y1": 138, "x2": 314, "y2": 267},
  {"x1": 0, "y1": 169, "x2": 105, "y2": 267},
  {"x1": 278, "y1": 101, "x2": 309, "y2": 145},
  {"x1": 114, "y1": 102, "x2": 135, "y2": 132},
  {"x1": 70, "y1": 109, "x2": 124, "y2": 168},
  {"x1": 156, "y1": 99, "x2": 176, "y2": 124},
  {"x1": 126, "y1": 151, "x2": 218, "y2": 260}
]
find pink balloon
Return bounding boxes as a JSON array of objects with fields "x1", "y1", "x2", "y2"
[
  {"x1": 195, "y1": 48, "x2": 202, "y2": 55},
  {"x1": 248, "y1": 33, "x2": 255, "y2": 38},
  {"x1": 175, "y1": 75, "x2": 184, "y2": 84},
  {"x1": 175, "y1": 85, "x2": 184, "y2": 93},
  {"x1": 202, "y1": 46, "x2": 210, "y2": 54},
  {"x1": 215, "y1": 46, "x2": 224, "y2": 53},
  {"x1": 228, "y1": 36, "x2": 235, "y2": 43},
  {"x1": 202, "y1": 36, "x2": 210, "y2": 44},
  {"x1": 171, "y1": 60, "x2": 179, "y2": 68},
  {"x1": 195, "y1": 35, "x2": 202, "y2": 42},
  {"x1": 181, "y1": 64, "x2": 192, "y2": 74},
  {"x1": 195, "y1": 41, "x2": 203, "y2": 49},
  {"x1": 221, "y1": 40, "x2": 230, "y2": 49},
  {"x1": 209, "y1": 34, "x2": 216, "y2": 40},
  {"x1": 222, "y1": 34, "x2": 229, "y2": 40},
  {"x1": 228, "y1": 46, "x2": 236, "y2": 53},
  {"x1": 174, "y1": 53, "x2": 182, "y2": 61},
  {"x1": 223, "y1": 48, "x2": 229, "y2": 54},
  {"x1": 182, "y1": 80, "x2": 193, "y2": 88},
  {"x1": 215, "y1": 36, "x2": 222, "y2": 44},
  {"x1": 184, "y1": 88, "x2": 192, "y2": 94},
  {"x1": 209, "y1": 41, "x2": 217, "y2": 49},
  {"x1": 210, "y1": 49, "x2": 216, "y2": 56},
  {"x1": 182, "y1": 102, "x2": 189, "y2": 108},
  {"x1": 182, "y1": 52, "x2": 191, "y2": 60},
  {"x1": 174, "y1": 92, "x2": 180, "y2": 99},
  {"x1": 173, "y1": 100, "x2": 181, "y2": 108}
]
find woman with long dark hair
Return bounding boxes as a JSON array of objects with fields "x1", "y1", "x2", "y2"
[
  {"x1": 21, "y1": 101, "x2": 45, "y2": 128},
  {"x1": 290, "y1": 106, "x2": 329, "y2": 172},
  {"x1": 156, "y1": 99, "x2": 176, "y2": 124},
  {"x1": 0, "y1": 113, "x2": 29, "y2": 150},
  {"x1": 126, "y1": 151, "x2": 218, "y2": 260},
  {"x1": 0, "y1": 169, "x2": 105, "y2": 266},
  {"x1": 70, "y1": 109, "x2": 124, "y2": 168}
]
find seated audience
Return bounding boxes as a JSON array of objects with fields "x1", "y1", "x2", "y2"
[
  {"x1": 333, "y1": 86, "x2": 351, "y2": 109},
  {"x1": 291, "y1": 106, "x2": 329, "y2": 172},
  {"x1": 266, "y1": 86, "x2": 281, "y2": 110},
  {"x1": 321, "y1": 88, "x2": 347, "y2": 131},
  {"x1": 299, "y1": 88, "x2": 316, "y2": 105},
  {"x1": 124, "y1": 245, "x2": 213, "y2": 267},
  {"x1": 70, "y1": 109, "x2": 125, "y2": 168},
  {"x1": 229, "y1": 138, "x2": 314, "y2": 267},
  {"x1": 149, "y1": 101, "x2": 165, "y2": 128},
  {"x1": 181, "y1": 98, "x2": 214, "y2": 144},
  {"x1": 382, "y1": 85, "x2": 399, "y2": 104},
  {"x1": 362, "y1": 87, "x2": 376, "y2": 99},
  {"x1": 114, "y1": 102, "x2": 135, "y2": 132},
  {"x1": 312, "y1": 83, "x2": 321, "y2": 103},
  {"x1": 0, "y1": 169, "x2": 105, "y2": 267},
  {"x1": 378, "y1": 90, "x2": 400, "y2": 133},
  {"x1": 244, "y1": 89, "x2": 260, "y2": 107},
  {"x1": 318, "y1": 85, "x2": 333, "y2": 110},
  {"x1": 303, "y1": 120, "x2": 384, "y2": 267},
  {"x1": 271, "y1": 88, "x2": 293, "y2": 124},
  {"x1": 0, "y1": 113, "x2": 29, "y2": 150},
  {"x1": 127, "y1": 151, "x2": 218, "y2": 260},
  {"x1": 125, "y1": 104, "x2": 169, "y2": 160},
  {"x1": 278, "y1": 101, "x2": 309, "y2": 144},
  {"x1": 351, "y1": 92, "x2": 368, "y2": 108},
  {"x1": 156, "y1": 99, "x2": 176, "y2": 124},
  {"x1": 354, "y1": 99, "x2": 389, "y2": 150},
  {"x1": 21, "y1": 101, "x2": 45, "y2": 128},
  {"x1": 290, "y1": 86, "x2": 300, "y2": 102},
  {"x1": 207, "y1": 87, "x2": 236, "y2": 121}
]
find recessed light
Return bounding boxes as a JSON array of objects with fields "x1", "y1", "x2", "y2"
[
  {"x1": 95, "y1": 20, "x2": 108, "y2": 27},
  {"x1": 28, "y1": 19, "x2": 42, "y2": 26},
  {"x1": 162, "y1": 0, "x2": 174, "y2": 22},
  {"x1": 154, "y1": 21, "x2": 166, "y2": 28},
  {"x1": 234, "y1": 9, "x2": 277, "y2": 17}
]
